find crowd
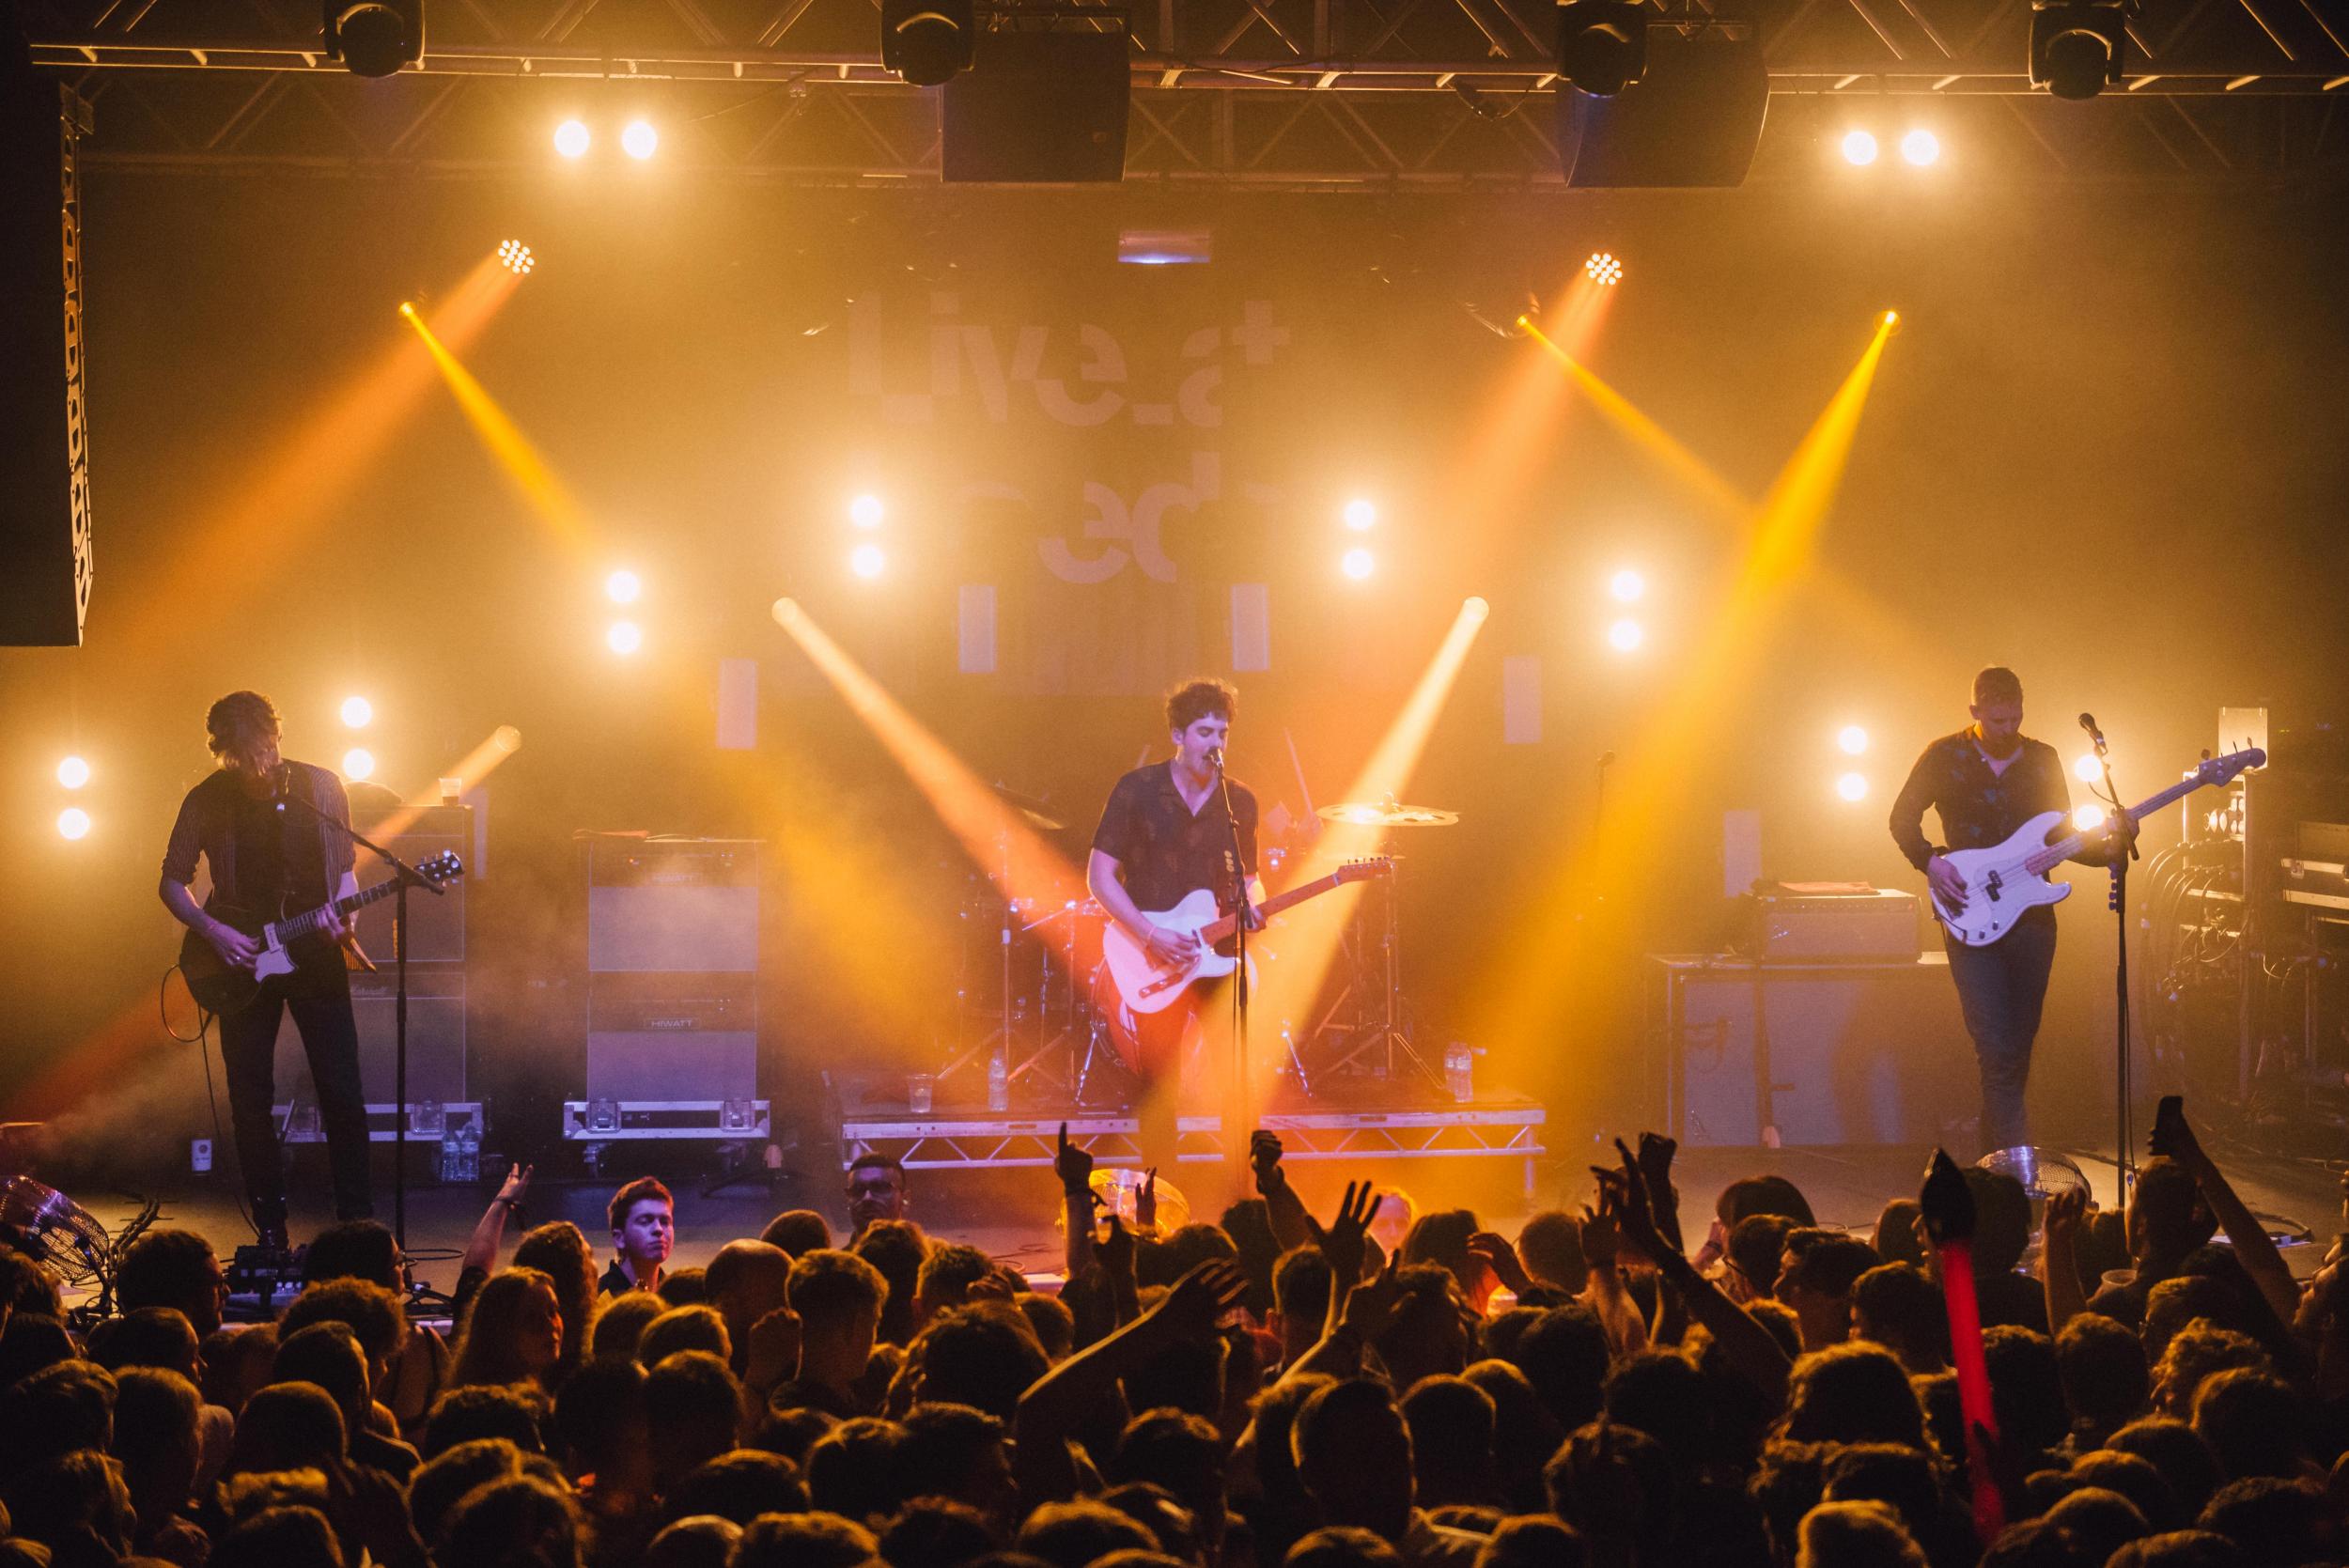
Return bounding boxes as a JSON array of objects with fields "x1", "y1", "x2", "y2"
[{"x1": 4, "y1": 1101, "x2": 2349, "y2": 1568}]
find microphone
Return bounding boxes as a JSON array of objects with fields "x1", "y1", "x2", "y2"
[
  {"x1": 1206, "y1": 746, "x2": 1225, "y2": 771},
  {"x1": 270, "y1": 763, "x2": 291, "y2": 810},
  {"x1": 1597, "y1": 751, "x2": 1616, "y2": 768},
  {"x1": 2078, "y1": 713, "x2": 2106, "y2": 752}
]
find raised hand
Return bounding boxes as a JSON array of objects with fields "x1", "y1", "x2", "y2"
[
  {"x1": 1151, "y1": 1259, "x2": 1250, "y2": 1341},
  {"x1": 1579, "y1": 1186, "x2": 1623, "y2": 1271},
  {"x1": 1055, "y1": 1122, "x2": 1096, "y2": 1198},
  {"x1": 1136, "y1": 1167, "x2": 1159, "y2": 1233},
  {"x1": 1636, "y1": 1131, "x2": 1685, "y2": 1251},
  {"x1": 1339, "y1": 1251, "x2": 1406, "y2": 1340},
  {"x1": 1250, "y1": 1128, "x2": 1287, "y2": 1196},
  {"x1": 1302, "y1": 1180, "x2": 1380, "y2": 1287},
  {"x1": 2043, "y1": 1186, "x2": 2088, "y2": 1254},
  {"x1": 1099, "y1": 1212, "x2": 1137, "y2": 1281},
  {"x1": 496, "y1": 1162, "x2": 534, "y2": 1206},
  {"x1": 2149, "y1": 1097, "x2": 2204, "y2": 1169},
  {"x1": 1466, "y1": 1230, "x2": 1532, "y2": 1295},
  {"x1": 1607, "y1": 1143, "x2": 1670, "y2": 1264}
]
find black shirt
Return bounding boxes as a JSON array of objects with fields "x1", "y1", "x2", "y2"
[
  {"x1": 1888, "y1": 730, "x2": 2073, "y2": 877},
  {"x1": 163, "y1": 761, "x2": 354, "y2": 917},
  {"x1": 1091, "y1": 762, "x2": 1259, "y2": 914}
]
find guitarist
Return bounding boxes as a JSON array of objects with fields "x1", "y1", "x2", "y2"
[
  {"x1": 1087, "y1": 678, "x2": 1262, "y2": 1177},
  {"x1": 159, "y1": 691, "x2": 375, "y2": 1249},
  {"x1": 1889, "y1": 666, "x2": 2109, "y2": 1156}
]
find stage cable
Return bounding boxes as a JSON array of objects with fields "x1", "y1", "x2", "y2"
[{"x1": 162, "y1": 965, "x2": 260, "y2": 1244}]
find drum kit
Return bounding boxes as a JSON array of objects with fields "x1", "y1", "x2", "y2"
[{"x1": 934, "y1": 784, "x2": 1463, "y2": 1109}]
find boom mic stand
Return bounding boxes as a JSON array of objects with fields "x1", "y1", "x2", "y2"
[
  {"x1": 2080, "y1": 714, "x2": 2140, "y2": 1200},
  {"x1": 274, "y1": 786, "x2": 443, "y2": 1250},
  {"x1": 1215, "y1": 753, "x2": 1257, "y2": 1198}
]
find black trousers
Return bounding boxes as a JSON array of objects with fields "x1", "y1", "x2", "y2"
[
  {"x1": 215, "y1": 958, "x2": 375, "y2": 1227},
  {"x1": 1941, "y1": 908, "x2": 2059, "y2": 1157}
]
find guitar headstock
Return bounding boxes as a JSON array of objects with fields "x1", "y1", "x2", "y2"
[
  {"x1": 1337, "y1": 857, "x2": 1395, "y2": 882},
  {"x1": 419, "y1": 850, "x2": 466, "y2": 885},
  {"x1": 2200, "y1": 748, "x2": 2266, "y2": 786}
]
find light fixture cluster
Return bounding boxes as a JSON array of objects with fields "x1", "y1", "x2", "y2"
[
  {"x1": 341, "y1": 694, "x2": 378, "y2": 782},
  {"x1": 497, "y1": 240, "x2": 536, "y2": 276},
  {"x1": 54, "y1": 753, "x2": 92, "y2": 841},
  {"x1": 552, "y1": 118, "x2": 661, "y2": 162},
  {"x1": 605, "y1": 568, "x2": 646, "y2": 655},
  {"x1": 1832, "y1": 722, "x2": 1871, "y2": 803},
  {"x1": 1584, "y1": 252, "x2": 1624, "y2": 287},
  {"x1": 1338, "y1": 498, "x2": 1378, "y2": 582},
  {"x1": 1840, "y1": 128, "x2": 1941, "y2": 167},
  {"x1": 1604, "y1": 566, "x2": 1646, "y2": 654},
  {"x1": 848, "y1": 494, "x2": 889, "y2": 580}
]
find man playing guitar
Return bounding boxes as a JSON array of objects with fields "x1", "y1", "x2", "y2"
[
  {"x1": 1087, "y1": 678, "x2": 1262, "y2": 1176},
  {"x1": 1889, "y1": 666, "x2": 2111, "y2": 1155},
  {"x1": 159, "y1": 691, "x2": 374, "y2": 1250}
]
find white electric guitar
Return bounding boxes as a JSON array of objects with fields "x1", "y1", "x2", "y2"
[
  {"x1": 1100, "y1": 858, "x2": 1393, "y2": 1015},
  {"x1": 1933, "y1": 748, "x2": 2263, "y2": 945}
]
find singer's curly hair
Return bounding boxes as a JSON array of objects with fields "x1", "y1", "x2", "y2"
[
  {"x1": 1164, "y1": 678, "x2": 1237, "y2": 735},
  {"x1": 205, "y1": 691, "x2": 281, "y2": 756}
]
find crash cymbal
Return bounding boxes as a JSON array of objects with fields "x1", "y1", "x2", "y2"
[
  {"x1": 1317, "y1": 801, "x2": 1460, "y2": 827},
  {"x1": 990, "y1": 782, "x2": 1066, "y2": 833}
]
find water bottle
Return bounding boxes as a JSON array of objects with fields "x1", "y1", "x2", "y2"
[
  {"x1": 1444, "y1": 1042, "x2": 1475, "y2": 1103},
  {"x1": 439, "y1": 1126, "x2": 461, "y2": 1184},
  {"x1": 459, "y1": 1119, "x2": 481, "y2": 1183},
  {"x1": 986, "y1": 1054, "x2": 1009, "y2": 1112}
]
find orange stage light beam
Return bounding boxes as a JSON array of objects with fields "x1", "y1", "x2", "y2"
[
  {"x1": 116, "y1": 256, "x2": 521, "y2": 653},
  {"x1": 365, "y1": 725, "x2": 525, "y2": 842},
  {"x1": 1517, "y1": 316, "x2": 1751, "y2": 524},
  {"x1": 1472, "y1": 315, "x2": 1902, "y2": 1074},
  {"x1": 402, "y1": 306, "x2": 594, "y2": 549},
  {"x1": 771, "y1": 598, "x2": 1087, "y2": 917},
  {"x1": 1250, "y1": 598, "x2": 1491, "y2": 1096}
]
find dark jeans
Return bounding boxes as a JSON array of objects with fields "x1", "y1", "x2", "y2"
[
  {"x1": 215, "y1": 958, "x2": 374, "y2": 1227},
  {"x1": 1942, "y1": 909, "x2": 2058, "y2": 1155}
]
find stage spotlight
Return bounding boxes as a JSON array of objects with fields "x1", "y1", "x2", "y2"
[
  {"x1": 56, "y1": 755, "x2": 90, "y2": 789},
  {"x1": 880, "y1": 0, "x2": 973, "y2": 85},
  {"x1": 850, "y1": 494, "x2": 885, "y2": 528},
  {"x1": 2030, "y1": 0, "x2": 2127, "y2": 97},
  {"x1": 1606, "y1": 616, "x2": 1644, "y2": 652},
  {"x1": 496, "y1": 240, "x2": 535, "y2": 276},
  {"x1": 1900, "y1": 128, "x2": 1940, "y2": 166},
  {"x1": 620, "y1": 120, "x2": 659, "y2": 161},
  {"x1": 1556, "y1": 0, "x2": 1647, "y2": 95},
  {"x1": 1609, "y1": 567, "x2": 1645, "y2": 602},
  {"x1": 849, "y1": 543, "x2": 888, "y2": 580},
  {"x1": 607, "y1": 620, "x2": 644, "y2": 656},
  {"x1": 1343, "y1": 498, "x2": 1377, "y2": 531},
  {"x1": 552, "y1": 119, "x2": 590, "y2": 158},
  {"x1": 341, "y1": 696, "x2": 374, "y2": 729},
  {"x1": 1842, "y1": 129, "x2": 1879, "y2": 165},
  {"x1": 1464, "y1": 596, "x2": 1491, "y2": 623},
  {"x1": 2073, "y1": 801, "x2": 2110, "y2": 831},
  {"x1": 2074, "y1": 753, "x2": 2105, "y2": 784},
  {"x1": 493, "y1": 724, "x2": 523, "y2": 753},
  {"x1": 1836, "y1": 771, "x2": 1870, "y2": 802},
  {"x1": 1341, "y1": 547, "x2": 1377, "y2": 582},
  {"x1": 1838, "y1": 724, "x2": 1869, "y2": 755},
  {"x1": 606, "y1": 568, "x2": 643, "y2": 605},
  {"x1": 1584, "y1": 252, "x2": 1624, "y2": 287},
  {"x1": 397, "y1": 302, "x2": 416, "y2": 318},
  {"x1": 56, "y1": 807, "x2": 91, "y2": 841},
  {"x1": 341, "y1": 748, "x2": 377, "y2": 782},
  {"x1": 323, "y1": 0, "x2": 423, "y2": 77}
]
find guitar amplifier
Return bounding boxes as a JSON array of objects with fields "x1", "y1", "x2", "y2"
[{"x1": 1734, "y1": 884, "x2": 1921, "y2": 962}]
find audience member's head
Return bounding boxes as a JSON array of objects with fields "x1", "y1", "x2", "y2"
[
  {"x1": 661, "y1": 1447, "x2": 808, "y2": 1525},
  {"x1": 302, "y1": 1218, "x2": 403, "y2": 1289},
  {"x1": 803, "y1": 1414, "x2": 907, "y2": 1523},
  {"x1": 2056, "y1": 1312, "x2": 2151, "y2": 1443},
  {"x1": 228, "y1": 1380, "x2": 347, "y2": 1473},
  {"x1": 1851, "y1": 1264, "x2": 1948, "y2": 1374},
  {"x1": 1780, "y1": 1343, "x2": 1926, "y2": 1449},
  {"x1": 644, "y1": 1350, "x2": 745, "y2": 1490},
  {"x1": 452, "y1": 1265, "x2": 564, "y2": 1389},
  {"x1": 848, "y1": 1153, "x2": 911, "y2": 1235},
  {"x1": 1293, "y1": 1378, "x2": 1416, "y2": 1542},
  {"x1": 84, "y1": 1305, "x2": 202, "y2": 1379},
  {"x1": 115, "y1": 1228, "x2": 226, "y2": 1338},
  {"x1": 608, "y1": 1175, "x2": 677, "y2": 1284},
  {"x1": 760, "y1": 1207, "x2": 833, "y2": 1257},
  {"x1": 639, "y1": 1303, "x2": 732, "y2": 1368},
  {"x1": 856, "y1": 1219, "x2": 929, "y2": 1345},
  {"x1": 1511, "y1": 1302, "x2": 1611, "y2": 1435},
  {"x1": 590, "y1": 1289, "x2": 664, "y2": 1362},
  {"x1": 424, "y1": 1380, "x2": 551, "y2": 1458},
  {"x1": 511, "y1": 1221, "x2": 599, "y2": 1372},
  {"x1": 706, "y1": 1239, "x2": 794, "y2": 1352}
]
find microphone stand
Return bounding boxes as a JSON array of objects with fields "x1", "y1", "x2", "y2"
[
  {"x1": 2082, "y1": 720, "x2": 2139, "y2": 1199},
  {"x1": 1214, "y1": 753, "x2": 1256, "y2": 1199},
  {"x1": 274, "y1": 783, "x2": 443, "y2": 1250}
]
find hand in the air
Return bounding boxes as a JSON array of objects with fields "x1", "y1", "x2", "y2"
[
  {"x1": 1055, "y1": 1123, "x2": 1097, "y2": 1199},
  {"x1": 1927, "y1": 856, "x2": 1968, "y2": 915},
  {"x1": 1466, "y1": 1230, "x2": 1532, "y2": 1295},
  {"x1": 2042, "y1": 1186, "x2": 2088, "y2": 1255},
  {"x1": 1303, "y1": 1180, "x2": 1380, "y2": 1287},
  {"x1": 1250, "y1": 1129, "x2": 1286, "y2": 1197},
  {"x1": 1150, "y1": 1260, "x2": 1249, "y2": 1341},
  {"x1": 497, "y1": 1163, "x2": 534, "y2": 1206}
]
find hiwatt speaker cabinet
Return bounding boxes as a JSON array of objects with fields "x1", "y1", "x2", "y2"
[
  {"x1": 1647, "y1": 954, "x2": 1974, "y2": 1147},
  {"x1": 583, "y1": 836, "x2": 759, "y2": 1101},
  {"x1": 350, "y1": 805, "x2": 471, "y2": 963}
]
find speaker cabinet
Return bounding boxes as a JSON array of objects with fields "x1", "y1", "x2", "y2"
[
  {"x1": 583, "y1": 838, "x2": 760, "y2": 1101},
  {"x1": 942, "y1": 31, "x2": 1129, "y2": 184},
  {"x1": 1650, "y1": 955, "x2": 1974, "y2": 1147},
  {"x1": 350, "y1": 806, "x2": 470, "y2": 963},
  {"x1": 1557, "y1": 30, "x2": 1769, "y2": 189},
  {"x1": 0, "y1": 78, "x2": 94, "y2": 645},
  {"x1": 272, "y1": 969, "x2": 467, "y2": 1107}
]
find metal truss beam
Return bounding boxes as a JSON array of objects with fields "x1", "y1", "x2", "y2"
[{"x1": 21, "y1": 0, "x2": 2349, "y2": 179}]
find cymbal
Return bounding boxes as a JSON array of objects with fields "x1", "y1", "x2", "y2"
[
  {"x1": 1318, "y1": 801, "x2": 1460, "y2": 828},
  {"x1": 990, "y1": 782, "x2": 1066, "y2": 833}
]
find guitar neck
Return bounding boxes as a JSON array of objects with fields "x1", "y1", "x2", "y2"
[
  {"x1": 1197, "y1": 868, "x2": 1356, "y2": 943},
  {"x1": 277, "y1": 877, "x2": 403, "y2": 941},
  {"x1": 2025, "y1": 774, "x2": 2216, "y2": 875}
]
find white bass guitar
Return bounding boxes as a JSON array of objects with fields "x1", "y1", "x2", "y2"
[{"x1": 1099, "y1": 858, "x2": 1392, "y2": 1015}]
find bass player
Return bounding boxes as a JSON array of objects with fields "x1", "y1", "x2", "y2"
[
  {"x1": 160, "y1": 691, "x2": 375, "y2": 1249},
  {"x1": 1087, "y1": 677, "x2": 1262, "y2": 1177}
]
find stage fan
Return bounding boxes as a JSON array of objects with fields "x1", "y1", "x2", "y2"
[{"x1": 0, "y1": 1174, "x2": 113, "y2": 1287}]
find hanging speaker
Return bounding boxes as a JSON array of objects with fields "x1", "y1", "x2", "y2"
[
  {"x1": 1557, "y1": 26, "x2": 1769, "y2": 189},
  {"x1": 942, "y1": 29, "x2": 1129, "y2": 183}
]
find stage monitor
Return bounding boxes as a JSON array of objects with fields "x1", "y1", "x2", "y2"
[
  {"x1": 1556, "y1": 28, "x2": 1769, "y2": 189},
  {"x1": 942, "y1": 30, "x2": 1130, "y2": 184}
]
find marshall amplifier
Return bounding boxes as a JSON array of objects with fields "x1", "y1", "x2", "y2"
[{"x1": 1734, "y1": 883, "x2": 1922, "y2": 962}]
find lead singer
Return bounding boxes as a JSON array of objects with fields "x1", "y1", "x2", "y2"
[{"x1": 1088, "y1": 678, "x2": 1262, "y2": 1178}]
